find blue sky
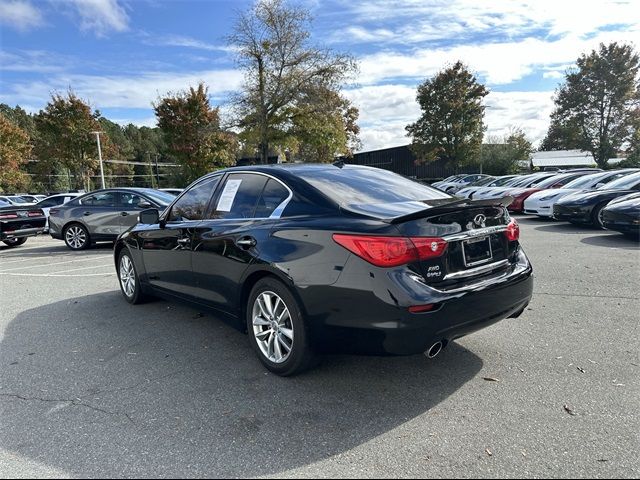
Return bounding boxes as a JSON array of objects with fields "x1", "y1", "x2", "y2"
[{"x1": 1, "y1": 0, "x2": 639, "y2": 151}]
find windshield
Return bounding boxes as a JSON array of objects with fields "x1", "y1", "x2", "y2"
[
  {"x1": 8, "y1": 196, "x2": 29, "y2": 204},
  {"x1": 0, "y1": 199, "x2": 10, "y2": 207},
  {"x1": 137, "y1": 189, "x2": 177, "y2": 206},
  {"x1": 298, "y1": 166, "x2": 450, "y2": 206},
  {"x1": 468, "y1": 177, "x2": 496, "y2": 187},
  {"x1": 489, "y1": 176, "x2": 517, "y2": 187},
  {"x1": 601, "y1": 172, "x2": 640, "y2": 190},
  {"x1": 534, "y1": 173, "x2": 577, "y2": 189}
]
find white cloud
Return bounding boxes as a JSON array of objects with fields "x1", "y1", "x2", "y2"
[
  {"x1": 0, "y1": 50, "x2": 68, "y2": 73},
  {"x1": 1, "y1": 69, "x2": 244, "y2": 110},
  {"x1": 339, "y1": 0, "x2": 640, "y2": 43},
  {"x1": 0, "y1": 0, "x2": 44, "y2": 31},
  {"x1": 64, "y1": 0, "x2": 129, "y2": 35},
  {"x1": 345, "y1": 84, "x2": 555, "y2": 151},
  {"x1": 358, "y1": 28, "x2": 640, "y2": 85},
  {"x1": 110, "y1": 116, "x2": 158, "y2": 128},
  {"x1": 143, "y1": 34, "x2": 235, "y2": 53}
]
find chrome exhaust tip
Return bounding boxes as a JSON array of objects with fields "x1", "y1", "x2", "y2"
[{"x1": 425, "y1": 341, "x2": 443, "y2": 359}]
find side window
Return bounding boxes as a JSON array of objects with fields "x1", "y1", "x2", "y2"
[
  {"x1": 119, "y1": 192, "x2": 150, "y2": 209},
  {"x1": 38, "y1": 197, "x2": 62, "y2": 208},
  {"x1": 168, "y1": 176, "x2": 220, "y2": 222},
  {"x1": 212, "y1": 173, "x2": 268, "y2": 220},
  {"x1": 254, "y1": 179, "x2": 290, "y2": 218},
  {"x1": 81, "y1": 192, "x2": 116, "y2": 207}
]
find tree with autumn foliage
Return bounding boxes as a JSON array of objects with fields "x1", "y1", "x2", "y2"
[
  {"x1": 406, "y1": 61, "x2": 488, "y2": 170},
  {"x1": 546, "y1": 42, "x2": 640, "y2": 168},
  {"x1": 34, "y1": 91, "x2": 102, "y2": 190},
  {"x1": 154, "y1": 83, "x2": 236, "y2": 183},
  {"x1": 229, "y1": 0, "x2": 357, "y2": 163},
  {"x1": 0, "y1": 114, "x2": 32, "y2": 193}
]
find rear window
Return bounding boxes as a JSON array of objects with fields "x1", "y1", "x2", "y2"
[
  {"x1": 603, "y1": 172, "x2": 640, "y2": 190},
  {"x1": 297, "y1": 166, "x2": 450, "y2": 207}
]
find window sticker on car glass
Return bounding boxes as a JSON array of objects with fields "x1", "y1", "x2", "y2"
[{"x1": 217, "y1": 179, "x2": 243, "y2": 212}]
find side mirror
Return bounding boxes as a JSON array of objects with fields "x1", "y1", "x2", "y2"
[
  {"x1": 137, "y1": 200, "x2": 152, "y2": 209},
  {"x1": 595, "y1": 182, "x2": 605, "y2": 188},
  {"x1": 138, "y1": 208, "x2": 160, "y2": 225}
]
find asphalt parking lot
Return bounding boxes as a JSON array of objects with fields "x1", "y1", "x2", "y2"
[{"x1": 0, "y1": 217, "x2": 638, "y2": 479}]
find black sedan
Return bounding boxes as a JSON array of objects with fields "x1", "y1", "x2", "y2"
[
  {"x1": 114, "y1": 164, "x2": 533, "y2": 376},
  {"x1": 0, "y1": 198, "x2": 46, "y2": 247},
  {"x1": 48, "y1": 188, "x2": 175, "y2": 250},
  {"x1": 553, "y1": 171, "x2": 640, "y2": 228},
  {"x1": 602, "y1": 193, "x2": 640, "y2": 237}
]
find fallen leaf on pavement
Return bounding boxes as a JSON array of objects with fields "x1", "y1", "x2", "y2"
[
  {"x1": 485, "y1": 448, "x2": 493, "y2": 457},
  {"x1": 563, "y1": 404, "x2": 577, "y2": 416},
  {"x1": 483, "y1": 377, "x2": 500, "y2": 382},
  {"x1": 577, "y1": 367, "x2": 585, "y2": 373}
]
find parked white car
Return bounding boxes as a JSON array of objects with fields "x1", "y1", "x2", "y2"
[
  {"x1": 435, "y1": 174, "x2": 492, "y2": 193},
  {"x1": 523, "y1": 169, "x2": 640, "y2": 217},
  {"x1": 0, "y1": 195, "x2": 36, "y2": 206},
  {"x1": 471, "y1": 173, "x2": 557, "y2": 200},
  {"x1": 455, "y1": 175, "x2": 520, "y2": 199}
]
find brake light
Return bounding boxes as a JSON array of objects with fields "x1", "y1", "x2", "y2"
[
  {"x1": 28, "y1": 210, "x2": 43, "y2": 217},
  {"x1": 505, "y1": 219, "x2": 520, "y2": 241},
  {"x1": 332, "y1": 234, "x2": 447, "y2": 267},
  {"x1": 0, "y1": 213, "x2": 18, "y2": 220}
]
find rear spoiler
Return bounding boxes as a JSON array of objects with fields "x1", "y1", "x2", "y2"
[{"x1": 385, "y1": 196, "x2": 513, "y2": 224}]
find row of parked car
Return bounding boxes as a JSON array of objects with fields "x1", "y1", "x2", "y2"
[
  {"x1": 432, "y1": 169, "x2": 640, "y2": 237},
  {"x1": 0, "y1": 188, "x2": 183, "y2": 248}
]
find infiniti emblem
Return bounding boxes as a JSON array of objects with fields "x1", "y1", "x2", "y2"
[{"x1": 473, "y1": 214, "x2": 487, "y2": 228}]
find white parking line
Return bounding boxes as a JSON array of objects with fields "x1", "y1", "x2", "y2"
[
  {"x1": 48, "y1": 263, "x2": 114, "y2": 275},
  {"x1": 0, "y1": 272, "x2": 114, "y2": 277},
  {"x1": 0, "y1": 255, "x2": 112, "y2": 273}
]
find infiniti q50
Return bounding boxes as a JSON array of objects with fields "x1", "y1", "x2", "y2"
[{"x1": 114, "y1": 164, "x2": 533, "y2": 376}]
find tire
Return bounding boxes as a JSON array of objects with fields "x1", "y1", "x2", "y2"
[
  {"x1": 591, "y1": 202, "x2": 607, "y2": 229},
  {"x1": 64, "y1": 223, "x2": 91, "y2": 250},
  {"x1": 2, "y1": 237, "x2": 27, "y2": 247},
  {"x1": 246, "y1": 277, "x2": 317, "y2": 376},
  {"x1": 117, "y1": 249, "x2": 147, "y2": 305}
]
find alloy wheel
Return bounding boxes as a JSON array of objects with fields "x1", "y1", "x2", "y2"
[
  {"x1": 252, "y1": 291, "x2": 294, "y2": 364},
  {"x1": 65, "y1": 225, "x2": 87, "y2": 249},
  {"x1": 119, "y1": 255, "x2": 136, "y2": 298}
]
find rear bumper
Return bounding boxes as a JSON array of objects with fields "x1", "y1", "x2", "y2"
[
  {"x1": 1, "y1": 226, "x2": 45, "y2": 240},
  {"x1": 300, "y1": 249, "x2": 533, "y2": 355}
]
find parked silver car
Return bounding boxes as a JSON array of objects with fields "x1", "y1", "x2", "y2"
[{"x1": 48, "y1": 188, "x2": 175, "y2": 250}]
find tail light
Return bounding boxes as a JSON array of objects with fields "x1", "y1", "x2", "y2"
[
  {"x1": 505, "y1": 219, "x2": 520, "y2": 241},
  {"x1": 332, "y1": 234, "x2": 447, "y2": 267},
  {"x1": 28, "y1": 210, "x2": 43, "y2": 217},
  {"x1": 0, "y1": 213, "x2": 18, "y2": 220}
]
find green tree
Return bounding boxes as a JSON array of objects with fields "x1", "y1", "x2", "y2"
[
  {"x1": 406, "y1": 61, "x2": 489, "y2": 170},
  {"x1": 154, "y1": 83, "x2": 236, "y2": 183},
  {"x1": 549, "y1": 42, "x2": 640, "y2": 168},
  {"x1": 34, "y1": 91, "x2": 101, "y2": 190},
  {"x1": 291, "y1": 85, "x2": 361, "y2": 162},
  {"x1": 480, "y1": 128, "x2": 532, "y2": 175},
  {"x1": 0, "y1": 114, "x2": 32, "y2": 193},
  {"x1": 98, "y1": 117, "x2": 135, "y2": 187},
  {"x1": 539, "y1": 117, "x2": 582, "y2": 151},
  {"x1": 229, "y1": 0, "x2": 357, "y2": 164}
]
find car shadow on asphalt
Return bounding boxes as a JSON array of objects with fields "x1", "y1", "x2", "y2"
[
  {"x1": 580, "y1": 233, "x2": 640, "y2": 250},
  {"x1": 0, "y1": 291, "x2": 483, "y2": 478}
]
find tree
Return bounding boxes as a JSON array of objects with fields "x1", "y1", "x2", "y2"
[
  {"x1": 539, "y1": 117, "x2": 582, "y2": 151},
  {"x1": 98, "y1": 117, "x2": 135, "y2": 187},
  {"x1": 480, "y1": 128, "x2": 532, "y2": 175},
  {"x1": 290, "y1": 84, "x2": 361, "y2": 162},
  {"x1": 406, "y1": 61, "x2": 488, "y2": 170},
  {"x1": 229, "y1": 0, "x2": 357, "y2": 164},
  {"x1": 34, "y1": 91, "x2": 101, "y2": 190},
  {"x1": 154, "y1": 83, "x2": 236, "y2": 183},
  {"x1": 548, "y1": 42, "x2": 640, "y2": 168},
  {"x1": 0, "y1": 114, "x2": 32, "y2": 193}
]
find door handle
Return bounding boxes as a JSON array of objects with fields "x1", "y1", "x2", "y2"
[
  {"x1": 120, "y1": 212, "x2": 129, "y2": 216},
  {"x1": 236, "y1": 236, "x2": 257, "y2": 249},
  {"x1": 83, "y1": 212, "x2": 92, "y2": 216}
]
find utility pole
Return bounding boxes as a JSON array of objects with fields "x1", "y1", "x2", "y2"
[
  {"x1": 155, "y1": 153, "x2": 160, "y2": 188},
  {"x1": 91, "y1": 131, "x2": 105, "y2": 189}
]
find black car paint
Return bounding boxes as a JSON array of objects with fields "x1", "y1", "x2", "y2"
[
  {"x1": 553, "y1": 189, "x2": 640, "y2": 224},
  {"x1": 115, "y1": 165, "x2": 533, "y2": 356},
  {"x1": 602, "y1": 194, "x2": 640, "y2": 236}
]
